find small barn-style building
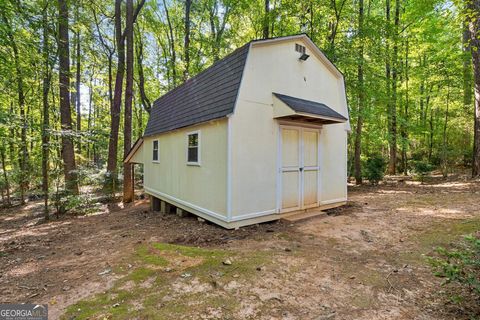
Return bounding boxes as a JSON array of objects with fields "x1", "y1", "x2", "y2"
[{"x1": 125, "y1": 34, "x2": 350, "y2": 229}]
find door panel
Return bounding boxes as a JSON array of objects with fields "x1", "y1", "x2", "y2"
[
  {"x1": 282, "y1": 171, "x2": 300, "y2": 210},
  {"x1": 281, "y1": 129, "x2": 299, "y2": 167},
  {"x1": 302, "y1": 129, "x2": 319, "y2": 208},
  {"x1": 279, "y1": 126, "x2": 320, "y2": 213},
  {"x1": 281, "y1": 128, "x2": 301, "y2": 212},
  {"x1": 303, "y1": 130, "x2": 318, "y2": 167},
  {"x1": 303, "y1": 169, "x2": 318, "y2": 207}
]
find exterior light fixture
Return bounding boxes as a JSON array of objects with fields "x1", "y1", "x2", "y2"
[{"x1": 299, "y1": 53, "x2": 310, "y2": 61}]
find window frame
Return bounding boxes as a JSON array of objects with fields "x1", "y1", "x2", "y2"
[
  {"x1": 152, "y1": 139, "x2": 159, "y2": 163},
  {"x1": 186, "y1": 130, "x2": 201, "y2": 166}
]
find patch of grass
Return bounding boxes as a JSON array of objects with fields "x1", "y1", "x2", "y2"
[
  {"x1": 394, "y1": 218, "x2": 480, "y2": 267},
  {"x1": 62, "y1": 242, "x2": 273, "y2": 319},
  {"x1": 127, "y1": 267, "x2": 157, "y2": 283},
  {"x1": 152, "y1": 242, "x2": 228, "y2": 259},
  {"x1": 417, "y1": 219, "x2": 480, "y2": 249},
  {"x1": 63, "y1": 289, "x2": 135, "y2": 320},
  {"x1": 136, "y1": 244, "x2": 169, "y2": 266}
]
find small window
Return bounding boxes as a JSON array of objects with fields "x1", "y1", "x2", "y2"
[
  {"x1": 295, "y1": 43, "x2": 306, "y2": 54},
  {"x1": 187, "y1": 132, "x2": 200, "y2": 165},
  {"x1": 152, "y1": 140, "x2": 159, "y2": 162}
]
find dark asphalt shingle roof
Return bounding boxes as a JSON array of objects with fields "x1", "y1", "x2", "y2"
[
  {"x1": 144, "y1": 43, "x2": 250, "y2": 136},
  {"x1": 273, "y1": 93, "x2": 347, "y2": 122}
]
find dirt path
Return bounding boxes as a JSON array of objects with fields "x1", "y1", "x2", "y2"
[{"x1": 1, "y1": 178, "x2": 479, "y2": 319}]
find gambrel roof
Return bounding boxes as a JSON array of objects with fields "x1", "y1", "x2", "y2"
[
  {"x1": 144, "y1": 43, "x2": 250, "y2": 136},
  {"x1": 144, "y1": 34, "x2": 348, "y2": 137}
]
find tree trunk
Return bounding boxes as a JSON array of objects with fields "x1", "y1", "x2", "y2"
[
  {"x1": 387, "y1": 0, "x2": 399, "y2": 175},
  {"x1": 105, "y1": 0, "x2": 126, "y2": 193},
  {"x1": 469, "y1": 0, "x2": 480, "y2": 177},
  {"x1": 1, "y1": 13, "x2": 29, "y2": 204},
  {"x1": 464, "y1": 12, "x2": 473, "y2": 112},
  {"x1": 75, "y1": 6, "x2": 81, "y2": 153},
  {"x1": 442, "y1": 84, "x2": 450, "y2": 177},
  {"x1": 401, "y1": 37, "x2": 409, "y2": 175},
  {"x1": 385, "y1": 0, "x2": 393, "y2": 174},
  {"x1": 87, "y1": 71, "x2": 93, "y2": 162},
  {"x1": 263, "y1": 0, "x2": 270, "y2": 38},
  {"x1": 429, "y1": 105, "x2": 434, "y2": 161},
  {"x1": 42, "y1": 4, "x2": 51, "y2": 219},
  {"x1": 354, "y1": 0, "x2": 365, "y2": 185},
  {"x1": 184, "y1": 0, "x2": 192, "y2": 81},
  {"x1": 58, "y1": 0, "x2": 79, "y2": 195},
  {"x1": 0, "y1": 147, "x2": 10, "y2": 207},
  {"x1": 123, "y1": 0, "x2": 134, "y2": 203},
  {"x1": 135, "y1": 33, "x2": 151, "y2": 113},
  {"x1": 163, "y1": 0, "x2": 177, "y2": 86}
]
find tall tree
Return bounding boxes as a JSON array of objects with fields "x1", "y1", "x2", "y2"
[
  {"x1": 469, "y1": 0, "x2": 480, "y2": 177},
  {"x1": 106, "y1": 0, "x2": 126, "y2": 193},
  {"x1": 75, "y1": 4, "x2": 82, "y2": 152},
  {"x1": 42, "y1": 2, "x2": 52, "y2": 218},
  {"x1": 263, "y1": 0, "x2": 270, "y2": 38},
  {"x1": 1, "y1": 13, "x2": 29, "y2": 204},
  {"x1": 58, "y1": 0, "x2": 79, "y2": 194},
  {"x1": 208, "y1": 0, "x2": 233, "y2": 62},
  {"x1": 135, "y1": 30, "x2": 152, "y2": 113},
  {"x1": 354, "y1": 0, "x2": 365, "y2": 184},
  {"x1": 123, "y1": 0, "x2": 134, "y2": 203},
  {"x1": 184, "y1": 0, "x2": 192, "y2": 81},
  {"x1": 163, "y1": 0, "x2": 177, "y2": 86}
]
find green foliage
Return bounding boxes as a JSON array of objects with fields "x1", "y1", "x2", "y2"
[
  {"x1": 0, "y1": 0, "x2": 476, "y2": 207},
  {"x1": 411, "y1": 160, "x2": 434, "y2": 183},
  {"x1": 363, "y1": 155, "x2": 386, "y2": 184},
  {"x1": 428, "y1": 234, "x2": 480, "y2": 305}
]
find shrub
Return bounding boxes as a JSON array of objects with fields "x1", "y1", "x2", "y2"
[
  {"x1": 412, "y1": 160, "x2": 434, "y2": 184},
  {"x1": 428, "y1": 233, "x2": 480, "y2": 307},
  {"x1": 363, "y1": 155, "x2": 386, "y2": 185}
]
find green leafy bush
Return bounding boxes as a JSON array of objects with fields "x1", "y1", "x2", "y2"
[
  {"x1": 363, "y1": 155, "x2": 386, "y2": 185},
  {"x1": 412, "y1": 160, "x2": 434, "y2": 184},
  {"x1": 429, "y1": 233, "x2": 480, "y2": 306}
]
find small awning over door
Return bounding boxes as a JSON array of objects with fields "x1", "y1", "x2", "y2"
[{"x1": 273, "y1": 93, "x2": 348, "y2": 124}]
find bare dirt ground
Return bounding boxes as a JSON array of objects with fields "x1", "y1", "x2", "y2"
[{"x1": 1, "y1": 176, "x2": 479, "y2": 319}]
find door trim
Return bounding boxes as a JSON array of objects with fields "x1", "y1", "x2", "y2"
[{"x1": 277, "y1": 124, "x2": 321, "y2": 213}]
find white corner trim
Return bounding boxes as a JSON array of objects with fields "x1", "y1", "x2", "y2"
[
  {"x1": 229, "y1": 209, "x2": 277, "y2": 222},
  {"x1": 145, "y1": 187, "x2": 228, "y2": 222},
  {"x1": 226, "y1": 115, "x2": 233, "y2": 221},
  {"x1": 320, "y1": 198, "x2": 347, "y2": 205}
]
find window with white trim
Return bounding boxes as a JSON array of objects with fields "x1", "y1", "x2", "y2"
[
  {"x1": 152, "y1": 140, "x2": 159, "y2": 162},
  {"x1": 187, "y1": 132, "x2": 200, "y2": 164}
]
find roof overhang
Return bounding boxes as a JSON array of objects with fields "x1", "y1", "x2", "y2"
[
  {"x1": 124, "y1": 137, "x2": 144, "y2": 164},
  {"x1": 273, "y1": 93, "x2": 348, "y2": 125}
]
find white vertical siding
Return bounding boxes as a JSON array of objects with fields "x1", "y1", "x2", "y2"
[
  {"x1": 229, "y1": 38, "x2": 348, "y2": 217},
  {"x1": 143, "y1": 119, "x2": 228, "y2": 216}
]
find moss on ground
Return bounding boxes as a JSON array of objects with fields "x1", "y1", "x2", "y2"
[
  {"x1": 62, "y1": 243, "x2": 271, "y2": 319},
  {"x1": 397, "y1": 218, "x2": 480, "y2": 266}
]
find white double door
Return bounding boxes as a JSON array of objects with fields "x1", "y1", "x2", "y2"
[{"x1": 279, "y1": 126, "x2": 320, "y2": 213}]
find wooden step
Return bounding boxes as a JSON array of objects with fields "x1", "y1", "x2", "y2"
[{"x1": 281, "y1": 209, "x2": 326, "y2": 222}]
